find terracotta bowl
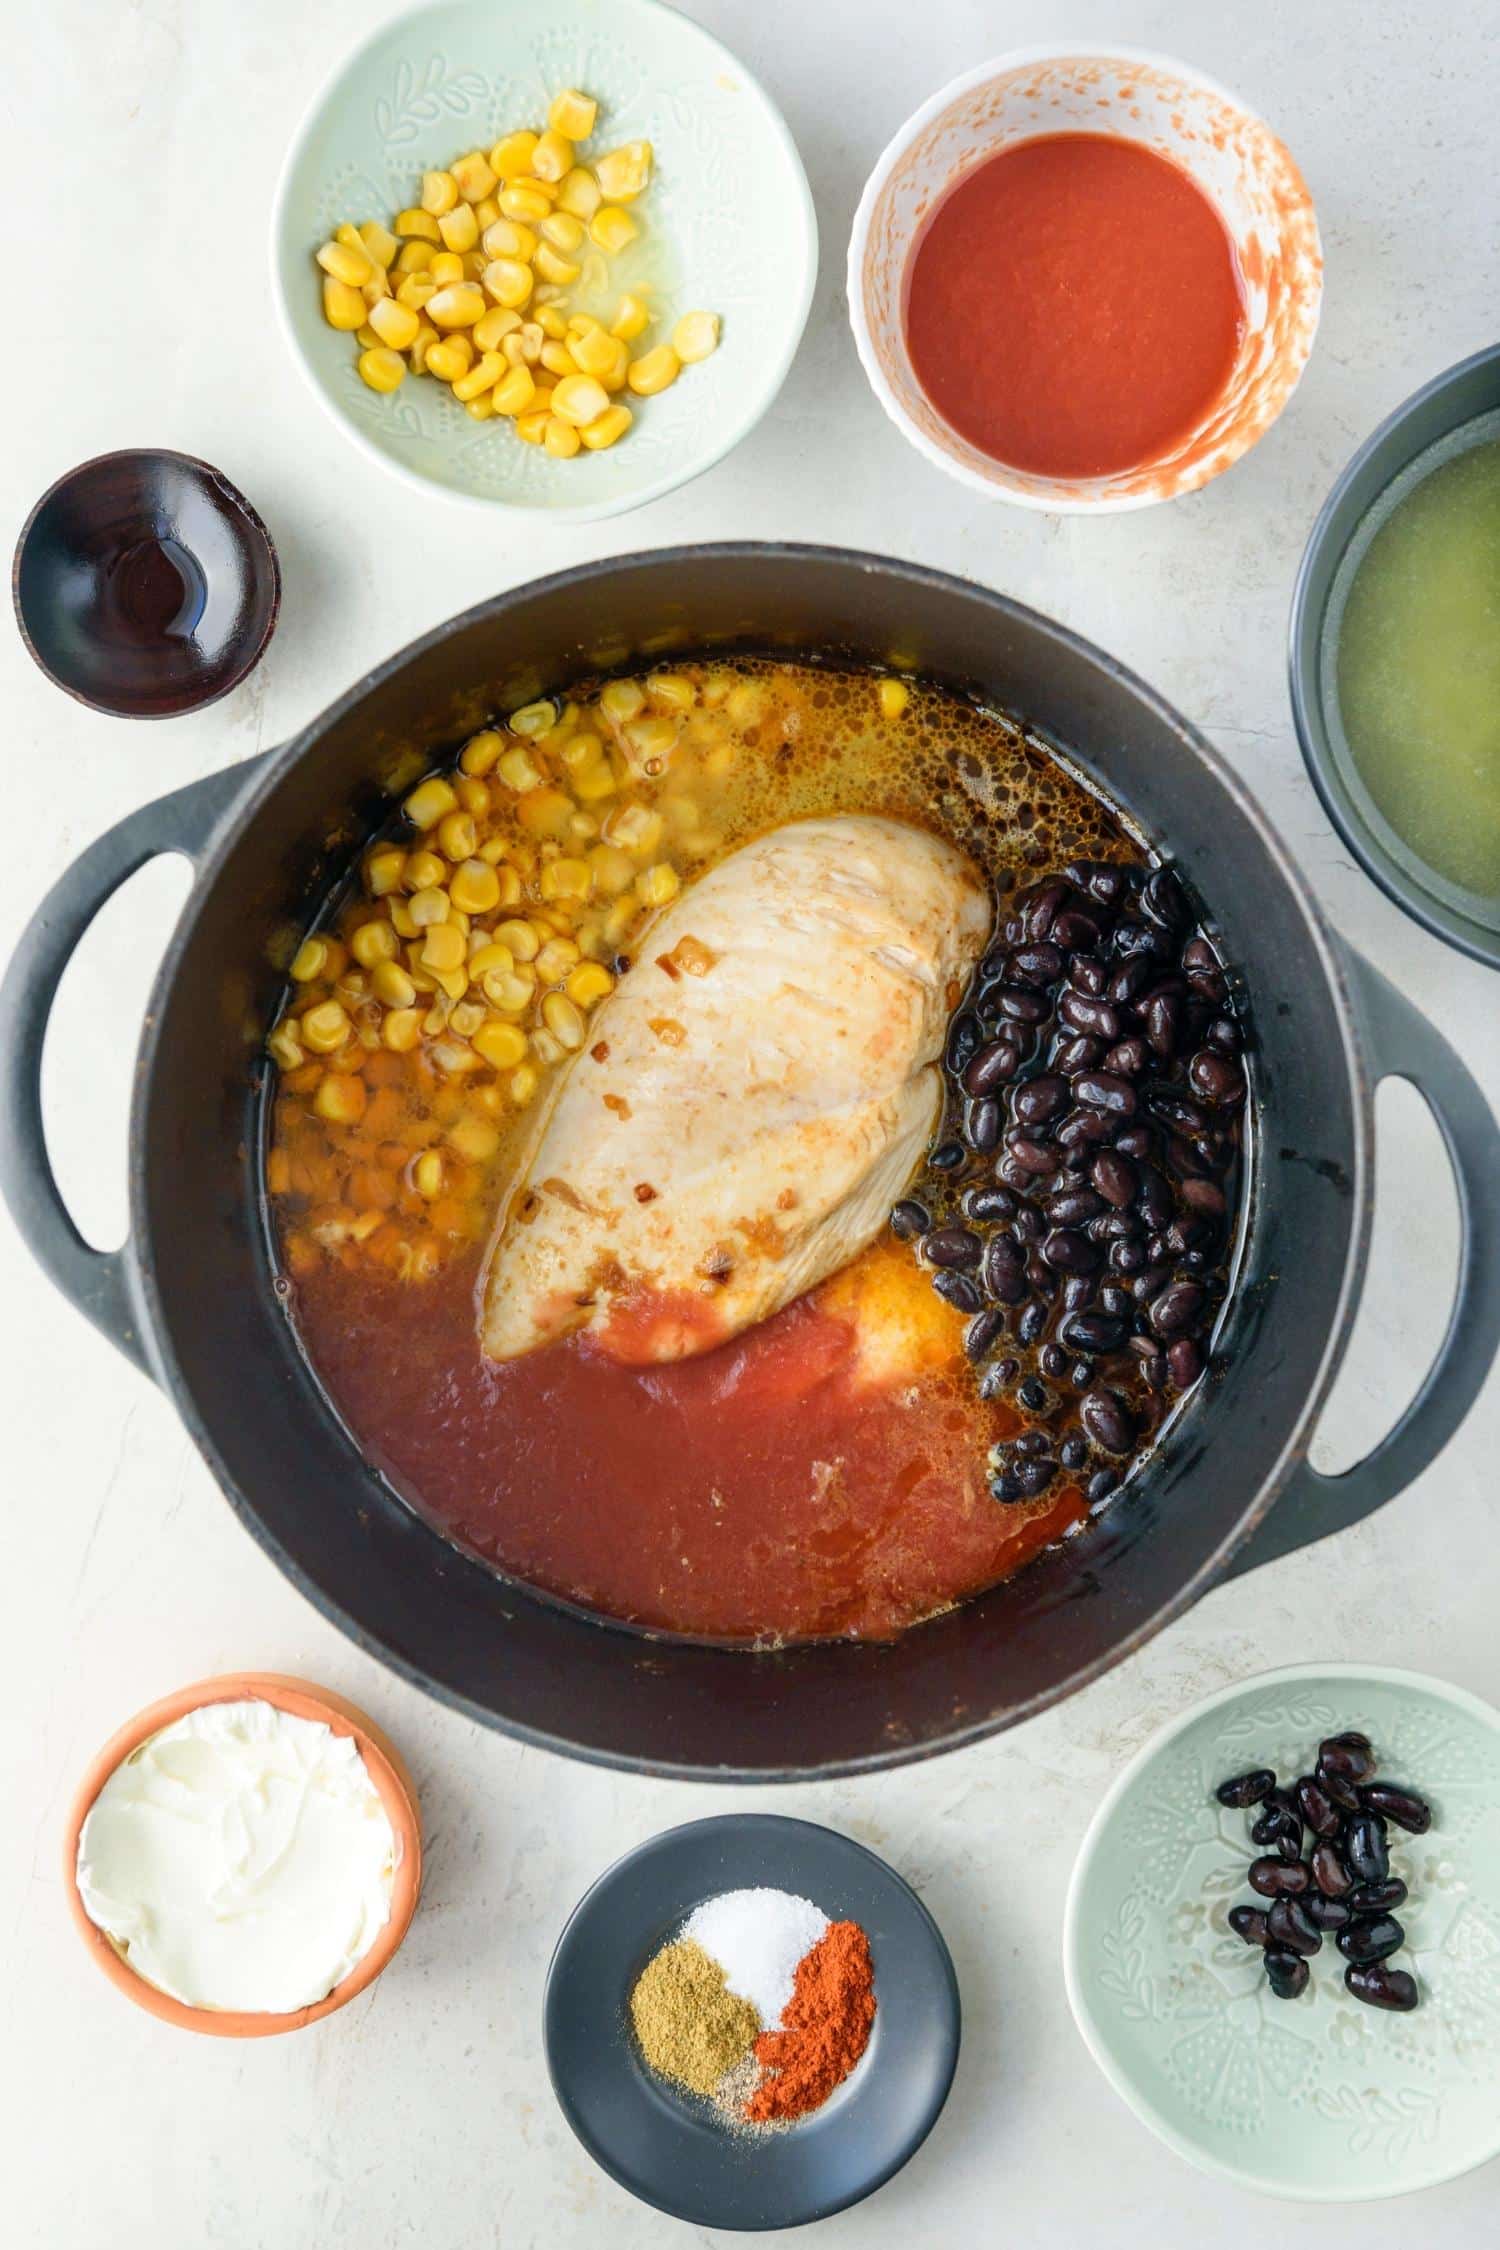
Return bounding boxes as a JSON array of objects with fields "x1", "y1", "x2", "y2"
[
  {"x1": 848, "y1": 45, "x2": 1323, "y2": 511},
  {"x1": 63, "y1": 1672, "x2": 422, "y2": 2037}
]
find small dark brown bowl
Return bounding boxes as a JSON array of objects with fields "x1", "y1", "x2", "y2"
[{"x1": 13, "y1": 449, "x2": 280, "y2": 719}]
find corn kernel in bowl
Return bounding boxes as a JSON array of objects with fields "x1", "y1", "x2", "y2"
[{"x1": 312, "y1": 86, "x2": 718, "y2": 461}]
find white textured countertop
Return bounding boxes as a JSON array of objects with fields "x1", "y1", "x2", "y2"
[{"x1": 3, "y1": 3, "x2": 1497, "y2": 2243}]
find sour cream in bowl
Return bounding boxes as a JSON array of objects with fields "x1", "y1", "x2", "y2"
[{"x1": 64, "y1": 1674, "x2": 421, "y2": 2036}]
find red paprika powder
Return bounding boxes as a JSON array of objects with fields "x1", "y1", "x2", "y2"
[{"x1": 745, "y1": 1919, "x2": 876, "y2": 2122}]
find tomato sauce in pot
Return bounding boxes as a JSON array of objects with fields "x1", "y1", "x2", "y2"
[{"x1": 290, "y1": 1242, "x2": 1086, "y2": 1643}]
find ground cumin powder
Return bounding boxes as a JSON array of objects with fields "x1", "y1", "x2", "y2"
[{"x1": 630, "y1": 1937, "x2": 759, "y2": 2095}]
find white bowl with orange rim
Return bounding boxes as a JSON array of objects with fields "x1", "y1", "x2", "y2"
[
  {"x1": 848, "y1": 46, "x2": 1322, "y2": 512},
  {"x1": 64, "y1": 1673, "x2": 422, "y2": 2037}
]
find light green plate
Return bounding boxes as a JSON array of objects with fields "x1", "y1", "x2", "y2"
[
  {"x1": 270, "y1": 0, "x2": 816, "y2": 517},
  {"x1": 1064, "y1": 1665, "x2": 1500, "y2": 2200}
]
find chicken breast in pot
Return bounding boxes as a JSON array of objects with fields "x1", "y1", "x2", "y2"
[{"x1": 480, "y1": 813, "x2": 992, "y2": 1364}]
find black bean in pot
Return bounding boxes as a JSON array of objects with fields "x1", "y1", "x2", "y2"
[
  {"x1": 1008, "y1": 941, "x2": 1065, "y2": 986},
  {"x1": 1080, "y1": 1389, "x2": 1133, "y2": 1454},
  {"x1": 1188, "y1": 1050, "x2": 1246, "y2": 1106},
  {"x1": 1058, "y1": 992, "x2": 1122, "y2": 1040},
  {"x1": 964, "y1": 1039, "x2": 1021, "y2": 1096},
  {"x1": 1090, "y1": 1150, "x2": 1137, "y2": 1207},
  {"x1": 945, "y1": 1012, "x2": 983, "y2": 1074},
  {"x1": 962, "y1": 1183, "x2": 1015, "y2": 1224},
  {"x1": 1149, "y1": 1280, "x2": 1206, "y2": 1338},
  {"x1": 965, "y1": 1097, "x2": 1001, "y2": 1151},
  {"x1": 1042, "y1": 1229, "x2": 1100, "y2": 1276},
  {"x1": 1012, "y1": 1073, "x2": 1069, "y2": 1126},
  {"x1": 922, "y1": 1225, "x2": 982, "y2": 1270},
  {"x1": 931, "y1": 1271, "x2": 983, "y2": 1314},
  {"x1": 982, "y1": 1235, "x2": 1027, "y2": 1304},
  {"x1": 995, "y1": 986, "x2": 1049, "y2": 1024},
  {"x1": 1059, "y1": 1310, "x2": 1127, "y2": 1356},
  {"x1": 963, "y1": 1308, "x2": 1006, "y2": 1362},
  {"x1": 1166, "y1": 1337, "x2": 1204, "y2": 1390}
]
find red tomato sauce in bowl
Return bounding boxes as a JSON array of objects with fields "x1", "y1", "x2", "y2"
[{"x1": 904, "y1": 133, "x2": 1245, "y2": 480}]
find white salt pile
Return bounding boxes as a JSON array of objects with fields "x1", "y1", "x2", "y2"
[{"x1": 683, "y1": 1887, "x2": 829, "y2": 2030}]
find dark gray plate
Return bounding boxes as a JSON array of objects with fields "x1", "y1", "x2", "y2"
[{"x1": 544, "y1": 1814, "x2": 960, "y2": 2229}]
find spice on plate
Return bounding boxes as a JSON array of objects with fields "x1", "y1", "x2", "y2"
[
  {"x1": 629, "y1": 1938, "x2": 759, "y2": 2095},
  {"x1": 628, "y1": 1885, "x2": 877, "y2": 2128},
  {"x1": 747, "y1": 1919, "x2": 877, "y2": 2123}
]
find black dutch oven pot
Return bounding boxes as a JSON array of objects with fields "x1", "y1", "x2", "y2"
[{"x1": 4, "y1": 547, "x2": 1498, "y2": 1778}]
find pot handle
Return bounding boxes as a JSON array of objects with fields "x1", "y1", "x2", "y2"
[
  {"x1": 0, "y1": 757, "x2": 265, "y2": 1378},
  {"x1": 1227, "y1": 947, "x2": 1500, "y2": 1577}
]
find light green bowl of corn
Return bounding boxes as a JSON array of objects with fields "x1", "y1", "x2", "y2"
[{"x1": 271, "y1": 0, "x2": 816, "y2": 518}]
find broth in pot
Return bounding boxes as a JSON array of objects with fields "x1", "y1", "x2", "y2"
[{"x1": 265, "y1": 661, "x2": 1247, "y2": 1643}]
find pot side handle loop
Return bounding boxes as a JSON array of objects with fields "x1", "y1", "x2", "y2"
[
  {"x1": 1228, "y1": 947, "x2": 1500, "y2": 1578},
  {"x1": 0, "y1": 758, "x2": 265, "y2": 1379}
]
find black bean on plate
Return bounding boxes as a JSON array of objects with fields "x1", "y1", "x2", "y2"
[
  {"x1": 1345, "y1": 1812, "x2": 1390, "y2": 1885},
  {"x1": 1318, "y1": 1732, "x2": 1376, "y2": 1783},
  {"x1": 1267, "y1": 1897, "x2": 1321, "y2": 1957},
  {"x1": 1347, "y1": 1876, "x2": 1407, "y2": 1914},
  {"x1": 890, "y1": 1198, "x2": 930, "y2": 1240},
  {"x1": 1228, "y1": 1904, "x2": 1270, "y2": 1946},
  {"x1": 1337, "y1": 1914, "x2": 1405, "y2": 1965},
  {"x1": 1248, "y1": 1855, "x2": 1310, "y2": 1897},
  {"x1": 1215, "y1": 1767, "x2": 1277, "y2": 1809},
  {"x1": 1359, "y1": 1782, "x2": 1432, "y2": 1834},
  {"x1": 1311, "y1": 1841, "x2": 1353, "y2": 1898},
  {"x1": 1265, "y1": 1948, "x2": 1309, "y2": 2000},
  {"x1": 1345, "y1": 1962, "x2": 1419, "y2": 2012},
  {"x1": 1294, "y1": 1774, "x2": 1341, "y2": 1838},
  {"x1": 1305, "y1": 1894, "x2": 1352, "y2": 1932},
  {"x1": 1316, "y1": 1761, "x2": 1362, "y2": 1813}
]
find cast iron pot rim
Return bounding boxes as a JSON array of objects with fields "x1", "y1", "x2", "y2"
[
  {"x1": 1288, "y1": 340, "x2": 1500, "y2": 970},
  {"x1": 123, "y1": 542, "x2": 1375, "y2": 1780}
]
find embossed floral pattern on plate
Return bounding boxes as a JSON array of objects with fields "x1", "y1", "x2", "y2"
[{"x1": 1064, "y1": 1665, "x2": 1500, "y2": 2199}]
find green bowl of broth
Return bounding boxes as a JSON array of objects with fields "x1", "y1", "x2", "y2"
[{"x1": 1291, "y1": 343, "x2": 1500, "y2": 965}]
